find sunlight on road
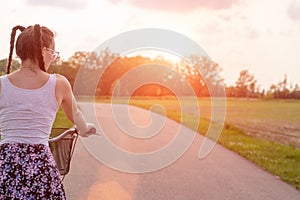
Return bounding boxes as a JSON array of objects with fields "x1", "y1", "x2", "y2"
[{"x1": 87, "y1": 181, "x2": 132, "y2": 200}]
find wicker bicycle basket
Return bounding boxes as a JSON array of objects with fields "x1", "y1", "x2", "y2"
[{"x1": 49, "y1": 128, "x2": 78, "y2": 176}]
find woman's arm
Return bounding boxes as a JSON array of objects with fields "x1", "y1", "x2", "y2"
[{"x1": 55, "y1": 74, "x2": 94, "y2": 136}]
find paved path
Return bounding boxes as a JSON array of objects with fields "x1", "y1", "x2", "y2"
[{"x1": 63, "y1": 103, "x2": 300, "y2": 200}]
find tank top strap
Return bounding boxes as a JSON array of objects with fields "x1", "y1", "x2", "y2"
[
  {"x1": 48, "y1": 73, "x2": 56, "y2": 89},
  {"x1": 0, "y1": 75, "x2": 10, "y2": 94},
  {"x1": 0, "y1": 74, "x2": 56, "y2": 91}
]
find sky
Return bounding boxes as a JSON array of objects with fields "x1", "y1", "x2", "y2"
[{"x1": 1, "y1": 0, "x2": 300, "y2": 90}]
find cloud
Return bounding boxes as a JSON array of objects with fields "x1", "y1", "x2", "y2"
[
  {"x1": 108, "y1": 0, "x2": 239, "y2": 12},
  {"x1": 287, "y1": 0, "x2": 300, "y2": 21},
  {"x1": 26, "y1": 0, "x2": 88, "y2": 10}
]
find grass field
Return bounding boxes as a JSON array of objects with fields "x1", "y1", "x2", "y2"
[
  {"x1": 224, "y1": 99, "x2": 300, "y2": 147},
  {"x1": 120, "y1": 97, "x2": 300, "y2": 147},
  {"x1": 54, "y1": 97, "x2": 300, "y2": 189}
]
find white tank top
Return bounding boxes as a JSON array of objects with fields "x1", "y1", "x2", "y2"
[{"x1": 0, "y1": 74, "x2": 59, "y2": 145}]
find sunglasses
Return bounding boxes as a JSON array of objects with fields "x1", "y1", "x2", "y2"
[{"x1": 45, "y1": 47, "x2": 60, "y2": 60}]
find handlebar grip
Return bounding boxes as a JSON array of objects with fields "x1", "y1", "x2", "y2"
[{"x1": 86, "y1": 127, "x2": 97, "y2": 135}]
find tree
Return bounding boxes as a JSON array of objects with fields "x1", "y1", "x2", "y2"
[
  {"x1": 188, "y1": 55, "x2": 224, "y2": 97},
  {"x1": 291, "y1": 84, "x2": 300, "y2": 99},
  {"x1": 225, "y1": 85, "x2": 237, "y2": 97},
  {"x1": 276, "y1": 74, "x2": 290, "y2": 98},
  {"x1": 0, "y1": 59, "x2": 20, "y2": 75},
  {"x1": 267, "y1": 74, "x2": 295, "y2": 99},
  {"x1": 48, "y1": 49, "x2": 118, "y2": 95},
  {"x1": 67, "y1": 49, "x2": 118, "y2": 96},
  {"x1": 48, "y1": 60, "x2": 79, "y2": 88},
  {"x1": 235, "y1": 69, "x2": 257, "y2": 97}
]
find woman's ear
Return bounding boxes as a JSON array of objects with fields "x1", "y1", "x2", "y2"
[{"x1": 42, "y1": 47, "x2": 46, "y2": 56}]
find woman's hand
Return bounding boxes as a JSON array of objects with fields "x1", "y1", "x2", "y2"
[{"x1": 79, "y1": 123, "x2": 98, "y2": 137}]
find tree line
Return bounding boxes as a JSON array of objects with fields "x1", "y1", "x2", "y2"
[{"x1": 0, "y1": 49, "x2": 299, "y2": 99}]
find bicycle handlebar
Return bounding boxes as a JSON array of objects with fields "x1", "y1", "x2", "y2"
[{"x1": 49, "y1": 127, "x2": 78, "y2": 143}]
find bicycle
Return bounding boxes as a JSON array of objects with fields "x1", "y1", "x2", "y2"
[
  {"x1": 49, "y1": 126, "x2": 98, "y2": 180},
  {"x1": 49, "y1": 127, "x2": 79, "y2": 178}
]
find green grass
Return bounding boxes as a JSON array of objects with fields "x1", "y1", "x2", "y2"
[
  {"x1": 52, "y1": 108, "x2": 73, "y2": 128},
  {"x1": 225, "y1": 98, "x2": 300, "y2": 123},
  {"x1": 219, "y1": 124, "x2": 300, "y2": 189},
  {"x1": 55, "y1": 97, "x2": 300, "y2": 189},
  {"x1": 51, "y1": 108, "x2": 73, "y2": 137}
]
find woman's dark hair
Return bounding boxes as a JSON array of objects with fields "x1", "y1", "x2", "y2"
[{"x1": 6, "y1": 24, "x2": 55, "y2": 74}]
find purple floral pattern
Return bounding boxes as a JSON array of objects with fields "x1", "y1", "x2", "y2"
[{"x1": 0, "y1": 143, "x2": 66, "y2": 199}]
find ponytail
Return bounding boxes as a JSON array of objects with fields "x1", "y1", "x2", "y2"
[
  {"x1": 7, "y1": 25, "x2": 25, "y2": 74},
  {"x1": 7, "y1": 24, "x2": 54, "y2": 73},
  {"x1": 33, "y1": 24, "x2": 46, "y2": 72}
]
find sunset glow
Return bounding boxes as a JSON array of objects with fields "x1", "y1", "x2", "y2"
[{"x1": 1, "y1": 0, "x2": 300, "y2": 89}]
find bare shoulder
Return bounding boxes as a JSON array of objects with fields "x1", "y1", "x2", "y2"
[
  {"x1": 55, "y1": 74, "x2": 71, "y2": 88},
  {"x1": 55, "y1": 74, "x2": 72, "y2": 94},
  {"x1": 55, "y1": 73, "x2": 69, "y2": 82}
]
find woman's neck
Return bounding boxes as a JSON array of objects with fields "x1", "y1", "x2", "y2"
[{"x1": 20, "y1": 59, "x2": 40, "y2": 70}]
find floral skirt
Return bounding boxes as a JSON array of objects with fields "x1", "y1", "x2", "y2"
[{"x1": 0, "y1": 143, "x2": 66, "y2": 199}]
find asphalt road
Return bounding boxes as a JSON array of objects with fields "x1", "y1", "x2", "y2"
[{"x1": 63, "y1": 103, "x2": 300, "y2": 200}]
